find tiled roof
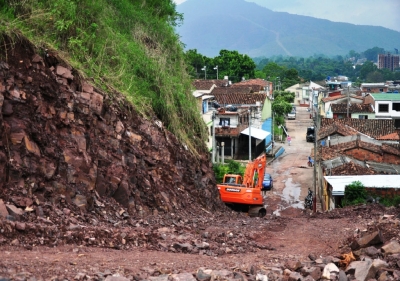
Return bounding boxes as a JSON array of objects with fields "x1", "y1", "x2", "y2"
[
  {"x1": 212, "y1": 87, "x2": 252, "y2": 95},
  {"x1": 377, "y1": 132, "x2": 400, "y2": 141},
  {"x1": 233, "y1": 78, "x2": 267, "y2": 86},
  {"x1": 331, "y1": 162, "x2": 377, "y2": 175},
  {"x1": 318, "y1": 122, "x2": 359, "y2": 140},
  {"x1": 231, "y1": 79, "x2": 268, "y2": 92},
  {"x1": 192, "y1": 80, "x2": 215, "y2": 90},
  {"x1": 213, "y1": 92, "x2": 267, "y2": 105},
  {"x1": 321, "y1": 139, "x2": 400, "y2": 161},
  {"x1": 192, "y1": 79, "x2": 229, "y2": 90},
  {"x1": 322, "y1": 95, "x2": 346, "y2": 102},
  {"x1": 330, "y1": 103, "x2": 374, "y2": 113},
  {"x1": 321, "y1": 118, "x2": 397, "y2": 139}
]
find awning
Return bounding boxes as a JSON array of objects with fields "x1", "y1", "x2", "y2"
[{"x1": 241, "y1": 127, "x2": 270, "y2": 140}]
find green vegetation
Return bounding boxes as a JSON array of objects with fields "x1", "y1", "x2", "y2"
[
  {"x1": 0, "y1": 0, "x2": 207, "y2": 155},
  {"x1": 342, "y1": 181, "x2": 367, "y2": 206},
  {"x1": 213, "y1": 160, "x2": 245, "y2": 183},
  {"x1": 377, "y1": 195, "x2": 400, "y2": 207},
  {"x1": 185, "y1": 49, "x2": 256, "y2": 83},
  {"x1": 254, "y1": 47, "x2": 400, "y2": 84}
]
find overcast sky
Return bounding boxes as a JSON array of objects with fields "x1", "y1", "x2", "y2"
[{"x1": 173, "y1": 0, "x2": 400, "y2": 32}]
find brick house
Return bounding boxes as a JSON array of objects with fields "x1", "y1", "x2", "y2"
[
  {"x1": 360, "y1": 83, "x2": 389, "y2": 94},
  {"x1": 328, "y1": 103, "x2": 375, "y2": 119},
  {"x1": 315, "y1": 118, "x2": 400, "y2": 210},
  {"x1": 212, "y1": 88, "x2": 269, "y2": 160}
]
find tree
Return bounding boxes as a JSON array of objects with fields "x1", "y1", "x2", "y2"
[
  {"x1": 362, "y1": 47, "x2": 385, "y2": 62},
  {"x1": 272, "y1": 99, "x2": 292, "y2": 116},
  {"x1": 215, "y1": 50, "x2": 256, "y2": 82},
  {"x1": 262, "y1": 62, "x2": 285, "y2": 80},
  {"x1": 359, "y1": 61, "x2": 378, "y2": 80},
  {"x1": 185, "y1": 49, "x2": 205, "y2": 77},
  {"x1": 273, "y1": 90, "x2": 295, "y2": 104}
]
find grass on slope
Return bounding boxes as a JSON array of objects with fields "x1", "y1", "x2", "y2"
[{"x1": 0, "y1": 0, "x2": 207, "y2": 156}]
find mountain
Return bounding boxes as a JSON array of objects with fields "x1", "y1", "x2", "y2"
[{"x1": 175, "y1": 0, "x2": 400, "y2": 58}]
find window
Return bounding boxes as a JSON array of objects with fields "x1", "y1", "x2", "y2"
[
  {"x1": 367, "y1": 88, "x2": 371, "y2": 91},
  {"x1": 358, "y1": 115, "x2": 368, "y2": 119},
  {"x1": 393, "y1": 103, "x2": 400, "y2": 111},
  {"x1": 378, "y1": 104, "x2": 389, "y2": 113},
  {"x1": 219, "y1": 118, "x2": 230, "y2": 127},
  {"x1": 379, "y1": 88, "x2": 384, "y2": 92}
]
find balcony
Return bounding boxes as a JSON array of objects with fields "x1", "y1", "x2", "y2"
[{"x1": 215, "y1": 124, "x2": 248, "y2": 137}]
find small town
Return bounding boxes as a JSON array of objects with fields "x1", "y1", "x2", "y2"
[{"x1": 0, "y1": 0, "x2": 400, "y2": 280}]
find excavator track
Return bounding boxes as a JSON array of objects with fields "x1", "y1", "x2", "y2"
[{"x1": 248, "y1": 206, "x2": 267, "y2": 218}]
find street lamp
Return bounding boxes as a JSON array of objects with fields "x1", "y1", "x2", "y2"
[
  {"x1": 275, "y1": 77, "x2": 280, "y2": 91},
  {"x1": 214, "y1": 65, "x2": 218, "y2": 80},
  {"x1": 201, "y1": 66, "x2": 207, "y2": 80}
]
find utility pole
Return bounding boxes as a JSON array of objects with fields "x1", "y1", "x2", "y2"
[
  {"x1": 347, "y1": 86, "x2": 350, "y2": 118},
  {"x1": 214, "y1": 65, "x2": 218, "y2": 80},
  {"x1": 313, "y1": 91, "x2": 319, "y2": 212},
  {"x1": 212, "y1": 111, "x2": 216, "y2": 164},
  {"x1": 249, "y1": 108, "x2": 252, "y2": 161}
]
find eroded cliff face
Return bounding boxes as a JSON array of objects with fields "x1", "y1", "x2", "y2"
[{"x1": 0, "y1": 38, "x2": 224, "y2": 218}]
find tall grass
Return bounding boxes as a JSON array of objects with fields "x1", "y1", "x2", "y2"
[{"x1": 0, "y1": 0, "x2": 207, "y2": 156}]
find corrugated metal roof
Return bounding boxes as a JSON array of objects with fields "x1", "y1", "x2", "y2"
[
  {"x1": 241, "y1": 127, "x2": 270, "y2": 140},
  {"x1": 371, "y1": 93, "x2": 400, "y2": 101},
  {"x1": 324, "y1": 175, "x2": 400, "y2": 196}
]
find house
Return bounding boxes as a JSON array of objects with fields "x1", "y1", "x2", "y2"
[
  {"x1": 328, "y1": 103, "x2": 375, "y2": 119},
  {"x1": 231, "y1": 78, "x2": 272, "y2": 96},
  {"x1": 324, "y1": 175, "x2": 400, "y2": 209},
  {"x1": 212, "y1": 89, "x2": 270, "y2": 160},
  {"x1": 284, "y1": 81, "x2": 323, "y2": 107},
  {"x1": 360, "y1": 83, "x2": 389, "y2": 94},
  {"x1": 321, "y1": 94, "x2": 363, "y2": 118},
  {"x1": 315, "y1": 118, "x2": 400, "y2": 209},
  {"x1": 364, "y1": 93, "x2": 400, "y2": 125}
]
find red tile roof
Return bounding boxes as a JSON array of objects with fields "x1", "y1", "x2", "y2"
[
  {"x1": 322, "y1": 95, "x2": 347, "y2": 102},
  {"x1": 321, "y1": 118, "x2": 397, "y2": 139},
  {"x1": 318, "y1": 122, "x2": 359, "y2": 139},
  {"x1": 212, "y1": 86, "x2": 252, "y2": 95},
  {"x1": 213, "y1": 92, "x2": 267, "y2": 105},
  {"x1": 330, "y1": 103, "x2": 374, "y2": 113},
  {"x1": 231, "y1": 79, "x2": 268, "y2": 92},
  {"x1": 377, "y1": 132, "x2": 400, "y2": 141},
  {"x1": 192, "y1": 79, "x2": 229, "y2": 90}
]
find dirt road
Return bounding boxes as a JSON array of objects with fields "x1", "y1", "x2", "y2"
[{"x1": 265, "y1": 106, "x2": 315, "y2": 214}]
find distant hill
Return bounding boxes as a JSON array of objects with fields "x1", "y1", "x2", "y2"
[{"x1": 176, "y1": 0, "x2": 400, "y2": 58}]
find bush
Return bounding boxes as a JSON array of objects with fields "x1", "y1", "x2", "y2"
[
  {"x1": 213, "y1": 160, "x2": 245, "y2": 183},
  {"x1": 342, "y1": 181, "x2": 367, "y2": 206}
]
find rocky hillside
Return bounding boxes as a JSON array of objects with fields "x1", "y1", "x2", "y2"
[{"x1": 0, "y1": 37, "x2": 225, "y2": 228}]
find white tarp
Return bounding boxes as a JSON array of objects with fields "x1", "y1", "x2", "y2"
[
  {"x1": 324, "y1": 175, "x2": 400, "y2": 196},
  {"x1": 241, "y1": 127, "x2": 270, "y2": 140}
]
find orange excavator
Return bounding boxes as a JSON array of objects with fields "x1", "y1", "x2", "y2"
[{"x1": 217, "y1": 154, "x2": 267, "y2": 217}]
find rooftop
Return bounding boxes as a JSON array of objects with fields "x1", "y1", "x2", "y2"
[
  {"x1": 370, "y1": 93, "x2": 400, "y2": 101},
  {"x1": 321, "y1": 118, "x2": 397, "y2": 139}
]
